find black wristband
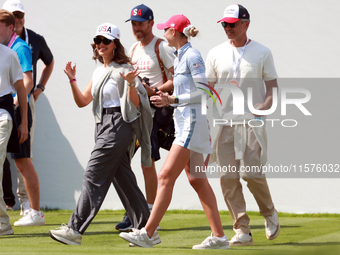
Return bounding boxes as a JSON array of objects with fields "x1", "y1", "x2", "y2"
[
  {"x1": 154, "y1": 87, "x2": 159, "y2": 94},
  {"x1": 37, "y1": 84, "x2": 45, "y2": 91},
  {"x1": 174, "y1": 96, "x2": 179, "y2": 104}
]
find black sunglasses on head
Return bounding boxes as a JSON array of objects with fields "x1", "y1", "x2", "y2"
[
  {"x1": 13, "y1": 12, "x2": 24, "y2": 19},
  {"x1": 93, "y1": 37, "x2": 113, "y2": 45}
]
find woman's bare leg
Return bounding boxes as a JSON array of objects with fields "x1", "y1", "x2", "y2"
[
  {"x1": 145, "y1": 144, "x2": 190, "y2": 237},
  {"x1": 184, "y1": 152, "x2": 224, "y2": 237}
]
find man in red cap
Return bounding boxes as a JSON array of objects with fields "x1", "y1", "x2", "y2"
[{"x1": 206, "y1": 4, "x2": 280, "y2": 246}]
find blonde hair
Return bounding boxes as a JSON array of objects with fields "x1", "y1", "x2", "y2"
[
  {"x1": 187, "y1": 26, "x2": 199, "y2": 37},
  {"x1": 182, "y1": 25, "x2": 199, "y2": 38}
]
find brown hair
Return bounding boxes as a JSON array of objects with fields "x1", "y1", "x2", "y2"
[
  {"x1": 91, "y1": 39, "x2": 132, "y2": 65},
  {"x1": 0, "y1": 9, "x2": 15, "y2": 28}
]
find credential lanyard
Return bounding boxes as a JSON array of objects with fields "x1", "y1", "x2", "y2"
[
  {"x1": 232, "y1": 38, "x2": 249, "y2": 78},
  {"x1": 7, "y1": 32, "x2": 18, "y2": 49},
  {"x1": 24, "y1": 28, "x2": 29, "y2": 44}
]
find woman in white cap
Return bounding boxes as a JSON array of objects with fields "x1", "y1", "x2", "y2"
[
  {"x1": 120, "y1": 15, "x2": 229, "y2": 250},
  {"x1": 49, "y1": 23, "x2": 153, "y2": 245}
]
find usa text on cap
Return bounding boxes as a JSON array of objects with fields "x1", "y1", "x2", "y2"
[
  {"x1": 96, "y1": 23, "x2": 120, "y2": 40},
  {"x1": 125, "y1": 4, "x2": 154, "y2": 22}
]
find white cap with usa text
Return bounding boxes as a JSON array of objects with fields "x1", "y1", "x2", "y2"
[{"x1": 95, "y1": 23, "x2": 120, "y2": 40}]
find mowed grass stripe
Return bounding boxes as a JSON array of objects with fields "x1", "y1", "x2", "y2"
[{"x1": 0, "y1": 210, "x2": 339, "y2": 255}]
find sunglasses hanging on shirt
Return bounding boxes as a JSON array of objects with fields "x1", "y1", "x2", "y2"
[{"x1": 93, "y1": 37, "x2": 114, "y2": 45}]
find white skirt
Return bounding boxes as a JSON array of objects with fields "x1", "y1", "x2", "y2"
[{"x1": 173, "y1": 104, "x2": 213, "y2": 154}]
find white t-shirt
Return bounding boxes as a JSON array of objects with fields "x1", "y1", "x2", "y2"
[
  {"x1": 91, "y1": 64, "x2": 120, "y2": 107},
  {"x1": 129, "y1": 36, "x2": 175, "y2": 88},
  {"x1": 206, "y1": 40, "x2": 278, "y2": 121},
  {"x1": 0, "y1": 45, "x2": 23, "y2": 121}
]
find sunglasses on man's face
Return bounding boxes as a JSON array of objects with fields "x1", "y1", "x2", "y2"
[
  {"x1": 93, "y1": 37, "x2": 113, "y2": 45},
  {"x1": 221, "y1": 21, "x2": 238, "y2": 28},
  {"x1": 13, "y1": 12, "x2": 24, "y2": 19}
]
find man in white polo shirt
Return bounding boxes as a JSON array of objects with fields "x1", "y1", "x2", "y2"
[{"x1": 206, "y1": 4, "x2": 280, "y2": 246}]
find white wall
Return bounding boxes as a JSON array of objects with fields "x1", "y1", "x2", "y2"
[{"x1": 8, "y1": 0, "x2": 340, "y2": 213}]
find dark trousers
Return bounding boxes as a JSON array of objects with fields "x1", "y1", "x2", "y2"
[
  {"x1": 2, "y1": 158, "x2": 15, "y2": 207},
  {"x1": 68, "y1": 109, "x2": 149, "y2": 234}
]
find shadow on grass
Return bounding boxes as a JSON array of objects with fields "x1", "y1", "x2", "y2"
[
  {"x1": 89, "y1": 221, "x2": 120, "y2": 225},
  {"x1": 272, "y1": 242, "x2": 340, "y2": 246},
  {"x1": 3, "y1": 233, "x2": 50, "y2": 238},
  {"x1": 160, "y1": 224, "x2": 301, "y2": 232}
]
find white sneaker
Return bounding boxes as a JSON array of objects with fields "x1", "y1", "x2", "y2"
[
  {"x1": 192, "y1": 233, "x2": 230, "y2": 249},
  {"x1": 265, "y1": 209, "x2": 280, "y2": 240},
  {"x1": 0, "y1": 224, "x2": 14, "y2": 236},
  {"x1": 229, "y1": 233, "x2": 254, "y2": 246},
  {"x1": 14, "y1": 209, "x2": 45, "y2": 227},
  {"x1": 120, "y1": 227, "x2": 160, "y2": 248},
  {"x1": 20, "y1": 201, "x2": 31, "y2": 216},
  {"x1": 49, "y1": 224, "x2": 82, "y2": 245}
]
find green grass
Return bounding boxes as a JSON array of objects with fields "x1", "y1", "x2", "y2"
[{"x1": 1, "y1": 210, "x2": 340, "y2": 255}]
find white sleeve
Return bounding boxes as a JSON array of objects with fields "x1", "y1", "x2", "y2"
[
  {"x1": 205, "y1": 49, "x2": 218, "y2": 83},
  {"x1": 177, "y1": 73, "x2": 208, "y2": 104}
]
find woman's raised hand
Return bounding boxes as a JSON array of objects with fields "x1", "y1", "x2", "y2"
[
  {"x1": 120, "y1": 67, "x2": 140, "y2": 85},
  {"x1": 64, "y1": 62, "x2": 76, "y2": 81}
]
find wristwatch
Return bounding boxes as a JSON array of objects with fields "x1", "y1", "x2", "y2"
[{"x1": 174, "y1": 96, "x2": 179, "y2": 104}]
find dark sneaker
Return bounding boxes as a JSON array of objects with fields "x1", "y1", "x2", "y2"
[{"x1": 116, "y1": 214, "x2": 133, "y2": 232}]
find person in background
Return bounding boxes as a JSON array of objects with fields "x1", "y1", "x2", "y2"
[
  {"x1": 205, "y1": 4, "x2": 280, "y2": 246},
  {"x1": 0, "y1": 43, "x2": 28, "y2": 237},
  {"x1": 0, "y1": 9, "x2": 45, "y2": 227},
  {"x1": 2, "y1": 0, "x2": 54, "y2": 215},
  {"x1": 115, "y1": 4, "x2": 175, "y2": 232}
]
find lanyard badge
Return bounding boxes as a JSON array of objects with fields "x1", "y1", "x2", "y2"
[
  {"x1": 228, "y1": 38, "x2": 249, "y2": 87},
  {"x1": 7, "y1": 33, "x2": 18, "y2": 49}
]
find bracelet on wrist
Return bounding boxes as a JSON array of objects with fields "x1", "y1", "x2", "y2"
[
  {"x1": 174, "y1": 96, "x2": 179, "y2": 104},
  {"x1": 154, "y1": 87, "x2": 159, "y2": 94},
  {"x1": 69, "y1": 77, "x2": 77, "y2": 83},
  {"x1": 128, "y1": 82, "x2": 136, "y2": 87},
  {"x1": 37, "y1": 84, "x2": 45, "y2": 92}
]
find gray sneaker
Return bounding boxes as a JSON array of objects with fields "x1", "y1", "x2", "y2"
[
  {"x1": 0, "y1": 224, "x2": 14, "y2": 236},
  {"x1": 120, "y1": 227, "x2": 160, "y2": 248},
  {"x1": 49, "y1": 224, "x2": 82, "y2": 245},
  {"x1": 192, "y1": 233, "x2": 230, "y2": 249}
]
